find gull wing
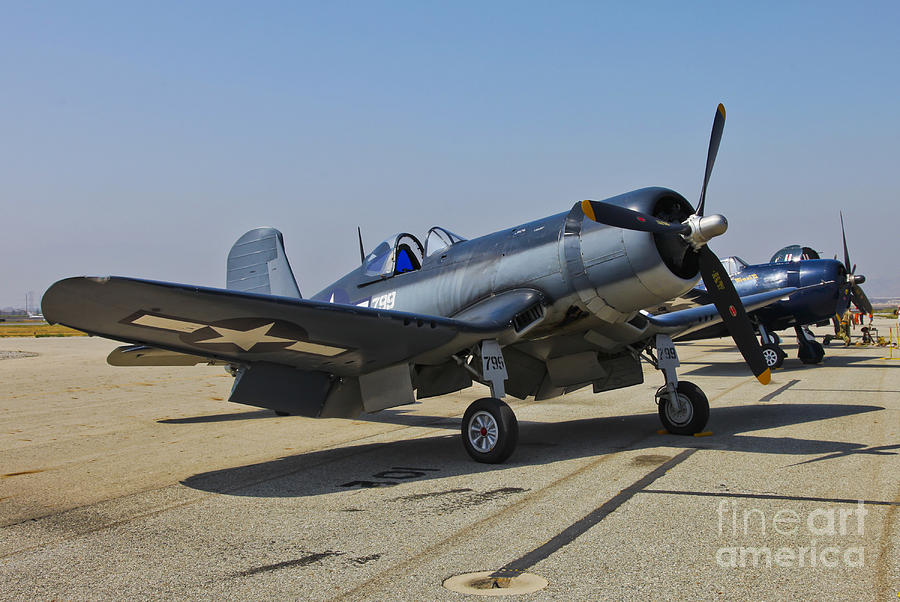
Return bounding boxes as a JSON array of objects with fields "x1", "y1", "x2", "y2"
[
  {"x1": 644, "y1": 288, "x2": 797, "y2": 340},
  {"x1": 42, "y1": 277, "x2": 538, "y2": 375}
]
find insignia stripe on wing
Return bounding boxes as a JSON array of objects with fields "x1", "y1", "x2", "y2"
[
  {"x1": 124, "y1": 312, "x2": 348, "y2": 357},
  {"x1": 132, "y1": 314, "x2": 207, "y2": 333}
]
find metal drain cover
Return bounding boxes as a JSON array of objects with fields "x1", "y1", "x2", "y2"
[{"x1": 442, "y1": 571, "x2": 548, "y2": 596}]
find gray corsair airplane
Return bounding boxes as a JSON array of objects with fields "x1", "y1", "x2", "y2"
[{"x1": 43, "y1": 105, "x2": 792, "y2": 463}]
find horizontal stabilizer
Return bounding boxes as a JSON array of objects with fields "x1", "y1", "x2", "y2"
[{"x1": 227, "y1": 228, "x2": 302, "y2": 298}]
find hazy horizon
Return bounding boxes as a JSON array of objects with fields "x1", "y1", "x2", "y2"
[{"x1": 3, "y1": 2, "x2": 899, "y2": 308}]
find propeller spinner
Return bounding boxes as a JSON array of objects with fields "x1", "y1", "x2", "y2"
[{"x1": 580, "y1": 104, "x2": 771, "y2": 385}]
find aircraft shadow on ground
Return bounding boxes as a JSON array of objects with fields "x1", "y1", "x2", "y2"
[
  {"x1": 681, "y1": 352, "x2": 893, "y2": 377},
  {"x1": 158, "y1": 407, "x2": 461, "y2": 430},
  {"x1": 159, "y1": 410, "x2": 274, "y2": 424},
  {"x1": 181, "y1": 402, "x2": 888, "y2": 499}
]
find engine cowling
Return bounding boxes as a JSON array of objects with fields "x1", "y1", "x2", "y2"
[{"x1": 564, "y1": 187, "x2": 700, "y2": 321}]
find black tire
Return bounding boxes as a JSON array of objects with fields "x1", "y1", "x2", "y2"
[
  {"x1": 769, "y1": 332, "x2": 781, "y2": 345},
  {"x1": 274, "y1": 410, "x2": 291, "y2": 416},
  {"x1": 657, "y1": 381, "x2": 710, "y2": 435},
  {"x1": 761, "y1": 343, "x2": 785, "y2": 369},
  {"x1": 461, "y1": 398, "x2": 518, "y2": 463},
  {"x1": 799, "y1": 341, "x2": 825, "y2": 365}
]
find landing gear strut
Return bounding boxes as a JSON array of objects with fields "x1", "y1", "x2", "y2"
[{"x1": 647, "y1": 335, "x2": 710, "y2": 435}]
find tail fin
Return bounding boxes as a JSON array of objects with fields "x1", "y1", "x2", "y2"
[{"x1": 227, "y1": 227, "x2": 302, "y2": 298}]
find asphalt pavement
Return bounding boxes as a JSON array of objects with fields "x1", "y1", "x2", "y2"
[{"x1": 1, "y1": 320, "x2": 898, "y2": 600}]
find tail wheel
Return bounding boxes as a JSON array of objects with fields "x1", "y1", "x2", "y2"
[
  {"x1": 461, "y1": 398, "x2": 518, "y2": 464},
  {"x1": 761, "y1": 343, "x2": 785, "y2": 369},
  {"x1": 658, "y1": 381, "x2": 710, "y2": 435}
]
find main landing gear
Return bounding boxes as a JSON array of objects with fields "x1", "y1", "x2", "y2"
[
  {"x1": 758, "y1": 323, "x2": 786, "y2": 369},
  {"x1": 648, "y1": 334, "x2": 710, "y2": 435},
  {"x1": 458, "y1": 336, "x2": 714, "y2": 463},
  {"x1": 757, "y1": 323, "x2": 825, "y2": 368},
  {"x1": 459, "y1": 339, "x2": 520, "y2": 463},
  {"x1": 795, "y1": 325, "x2": 825, "y2": 364},
  {"x1": 656, "y1": 381, "x2": 710, "y2": 435}
]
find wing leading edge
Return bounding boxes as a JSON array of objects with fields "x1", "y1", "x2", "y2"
[{"x1": 644, "y1": 288, "x2": 797, "y2": 339}]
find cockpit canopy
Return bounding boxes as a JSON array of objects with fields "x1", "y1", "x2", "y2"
[
  {"x1": 720, "y1": 256, "x2": 749, "y2": 277},
  {"x1": 363, "y1": 227, "x2": 467, "y2": 278},
  {"x1": 769, "y1": 245, "x2": 821, "y2": 264},
  {"x1": 424, "y1": 226, "x2": 467, "y2": 257}
]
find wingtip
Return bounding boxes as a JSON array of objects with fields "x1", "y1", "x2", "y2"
[{"x1": 757, "y1": 368, "x2": 771, "y2": 385}]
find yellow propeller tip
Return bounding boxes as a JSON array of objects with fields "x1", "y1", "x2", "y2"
[
  {"x1": 757, "y1": 368, "x2": 771, "y2": 385},
  {"x1": 581, "y1": 200, "x2": 596, "y2": 221},
  {"x1": 717, "y1": 103, "x2": 726, "y2": 118}
]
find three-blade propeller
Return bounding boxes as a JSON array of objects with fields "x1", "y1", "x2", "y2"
[
  {"x1": 839, "y1": 211, "x2": 872, "y2": 314},
  {"x1": 581, "y1": 104, "x2": 771, "y2": 385}
]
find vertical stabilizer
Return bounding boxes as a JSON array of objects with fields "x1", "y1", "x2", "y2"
[{"x1": 227, "y1": 228, "x2": 302, "y2": 298}]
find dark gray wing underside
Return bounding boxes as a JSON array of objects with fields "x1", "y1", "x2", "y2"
[
  {"x1": 43, "y1": 277, "x2": 509, "y2": 375},
  {"x1": 42, "y1": 277, "x2": 533, "y2": 376}
]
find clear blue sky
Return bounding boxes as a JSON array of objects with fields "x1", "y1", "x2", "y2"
[{"x1": 2, "y1": 1, "x2": 899, "y2": 309}]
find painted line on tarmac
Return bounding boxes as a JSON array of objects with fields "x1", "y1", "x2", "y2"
[
  {"x1": 639, "y1": 488, "x2": 900, "y2": 507},
  {"x1": 759, "y1": 378, "x2": 800, "y2": 402},
  {"x1": 489, "y1": 448, "x2": 697, "y2": 578}
]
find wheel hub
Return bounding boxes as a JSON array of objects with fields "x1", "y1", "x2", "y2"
[
  {"x1": 665, "y1": 393, "x2": 693, "y2": 426},
  {"x1": 468, "y1": 411, "x2": 499, "y2": 453}
]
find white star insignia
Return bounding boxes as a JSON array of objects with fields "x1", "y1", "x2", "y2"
[{"x1": 193, "y1": 322, "x2": 295, "y2": 351}]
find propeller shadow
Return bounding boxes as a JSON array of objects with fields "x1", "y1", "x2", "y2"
[{"x1": 181, "y1": 402, "x2": 886, "y2": 500}]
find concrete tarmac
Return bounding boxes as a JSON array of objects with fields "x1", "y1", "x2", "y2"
[{"x1": 1, "y1": 321, "x2": 898, "y2": 600}]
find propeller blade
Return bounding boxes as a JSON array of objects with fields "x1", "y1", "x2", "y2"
[
  {"x1": 697, "y1": 245, "x2": 771, "y2": 384},
  {"x1": 696, "y1": 103, "x2": 726, "y2": 217},
  {"x1": 580, "y1": 200, "x2": 691, "y2": 235},
  {"x1": 851, "y1": 284, "x2": 873, "y2": 315},
  {"x1": 839, "y1": 211, "x2": 851, "y2": 272}
]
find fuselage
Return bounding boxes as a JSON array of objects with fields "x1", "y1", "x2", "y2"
[{"x1": 310, "y1": 187, "x2": 702, "y2": 345}]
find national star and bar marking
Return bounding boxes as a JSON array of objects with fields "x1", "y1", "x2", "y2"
[
  {"x1": 126, "y1": 312, "x2": 346, "y2": 357},
  {"x1": 194, "y1": 323, "x2": 295, "y2": 351}
]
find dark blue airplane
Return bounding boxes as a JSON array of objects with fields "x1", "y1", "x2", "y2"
[{"x1": 664, "y1": 214, "x2": 870, "y2": 368}]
